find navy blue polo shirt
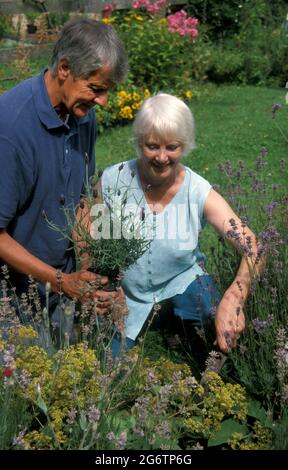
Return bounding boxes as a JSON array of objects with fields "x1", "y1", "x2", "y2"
[{"x1": 0, "y1": 69, "x2": 96, "y2": 293}]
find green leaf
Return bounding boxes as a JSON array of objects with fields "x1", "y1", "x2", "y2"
[
  {"x1": 79, "y1": 412, "x2": 88, "y2": 432},
  {"x1": 208, "y1": 419, "x2": 249, "y2": 447},
  {"x1": 36, "y1": 395, "x2": 48, "y2": 415},
  {"x1": 247, "y1": 399, "x2": 273, "y2": 429}
]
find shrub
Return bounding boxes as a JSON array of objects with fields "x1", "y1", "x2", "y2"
[
  {"x1": 206, "y1": 45, "x2": 244, "y2": 83},
  {"x1": 115, "y1": 11, "x2": 208, "y2": 93}
]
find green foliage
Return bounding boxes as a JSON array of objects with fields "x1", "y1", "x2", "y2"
[
  {"x1": 186, "y1": 0, "x2": 244, "y2": 39},
  {"x1": 47, "y1": 12, "x2": 70, "y2": 29},
  {"x1": 206, "y1": 45, "x2": 244, "y2": 83},
  {"x1": 0, "y1": 13, "x2": 10, "y2": 38},
  {"x1": 207, "y1": 419, "x2": 249, "y2": 447},
  {"x1": 0, "y1": 383, "x2": 32, "y2": 449}
]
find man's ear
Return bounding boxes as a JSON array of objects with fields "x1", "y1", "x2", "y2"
[{"x1": 57, "y1": 59, "x2": 71, "y2": 81}]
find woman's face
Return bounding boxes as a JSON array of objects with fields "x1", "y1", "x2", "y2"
[{"x1": 139, "y1": 135, "x2": 183, "y2": 183}]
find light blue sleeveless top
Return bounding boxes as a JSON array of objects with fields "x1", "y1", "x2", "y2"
[{"x1": 102, "y1": 159, "x2": 212, "y2": 340}]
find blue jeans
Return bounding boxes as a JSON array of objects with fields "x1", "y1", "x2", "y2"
[
  {"x1": 112, "y1": 275, "x2": 220, "y2": 357},
  {"x1": 172, "y1": 274, "x2": 220, "y2": 326}
]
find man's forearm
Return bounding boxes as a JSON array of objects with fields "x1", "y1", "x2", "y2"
[{"x1": 0, "y1": 230, "x2": 58, "y2": 291}]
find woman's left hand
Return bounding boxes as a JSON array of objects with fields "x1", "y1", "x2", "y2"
[{"x1": 214, "y1": 289, "x2": 245, "y2": 353}]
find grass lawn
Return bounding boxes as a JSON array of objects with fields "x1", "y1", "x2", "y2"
[{"x1": 96, "y1": 84, "x2": 288, "y2": 188}]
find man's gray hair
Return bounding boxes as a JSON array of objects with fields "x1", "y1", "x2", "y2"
[
  {"x1": 50, "y1": 18, "x2": 128, "y2": 84},
  {"x1": 133, "y1": 93, "x2": 196, "y2": 156}
]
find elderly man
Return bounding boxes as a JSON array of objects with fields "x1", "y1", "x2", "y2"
[{"x1": 0, "y1": 18, "x2": 128, "y2": 331}]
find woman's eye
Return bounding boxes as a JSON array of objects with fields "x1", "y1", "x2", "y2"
[
  {"x1": 146, "y1": 144, "x2": 158, "y2": 150},
  {"x1": 167, "y1": 145, "x2": 179, "y2": 151}
]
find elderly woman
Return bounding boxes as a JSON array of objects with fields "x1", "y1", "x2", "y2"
[{"x1": 98, "y1": 93, "x2": 263, "y2": 355}]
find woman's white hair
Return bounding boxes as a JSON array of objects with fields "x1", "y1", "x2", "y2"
[{"x1": 133, "y1": 93, "x2": 196, "y2": 156}]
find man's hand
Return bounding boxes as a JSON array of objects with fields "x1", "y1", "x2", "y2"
[
  {"x1": 214, "y1": 289, "x2": 245, "y2": 353},
  {"x1": 59, "y1": 271, "x2": 125, "y2": 315}
]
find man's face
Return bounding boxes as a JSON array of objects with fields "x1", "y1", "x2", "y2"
[{"x1": 61, "y1": 64, "x2": 113, "y2": 118}]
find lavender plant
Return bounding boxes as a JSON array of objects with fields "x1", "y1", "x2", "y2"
[{"x1": 206, "y1": 146, "x2": 288, "y2": 441}]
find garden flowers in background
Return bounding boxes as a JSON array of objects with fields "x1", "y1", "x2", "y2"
[
  {"x1": 131, "y1": 1, "x2": 199, "y2": 39},
  {"x1": 96, "y1": 85, "x2": 151, "y2": 132}
]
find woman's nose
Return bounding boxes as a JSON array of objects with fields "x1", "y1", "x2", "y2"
[{"x1": 156, "y1": 147, "x2": 168, "y2": 162}]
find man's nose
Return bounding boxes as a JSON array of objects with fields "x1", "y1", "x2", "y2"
[{"x1": 94, "y1": 91, "x2": 108, "y2": 107}]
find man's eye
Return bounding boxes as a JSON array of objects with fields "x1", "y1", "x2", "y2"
[{"x1": 89, "y1": 87, "x2": 105, "y2": 94}]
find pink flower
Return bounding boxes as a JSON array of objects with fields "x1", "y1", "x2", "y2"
[
  {"x1": 147, "y1": 3, "x2": 159, "y2": 14},
  {"x1": 102, "y1": 3, "x2": 114, "y2": 18},
  {"x1": 167, "y1": 10, "x2": 199, "y2": 39},
  {"x1": 132, "y1": 0, "x2": 141, "y2": 8},
  {"x1": 132, "y1": 0, "x2": 150, "y2": 8}
]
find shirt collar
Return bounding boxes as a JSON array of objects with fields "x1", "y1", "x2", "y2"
[{"x1": 32, "y1": 68, "x2": 91, "y2": 130}]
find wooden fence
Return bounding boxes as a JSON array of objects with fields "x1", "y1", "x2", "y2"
[{"x1": 0, "y1": 0, "x2": 185, "y2": 14}]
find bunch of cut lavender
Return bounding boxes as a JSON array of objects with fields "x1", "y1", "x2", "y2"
[{"x1": 47, "y1": 164, "x2": 151, "y2": 290}]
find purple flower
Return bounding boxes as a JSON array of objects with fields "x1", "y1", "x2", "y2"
[
  {"x1": 266, "y1": 201, "x2": 278, "y2": 217},
  {"x1": 252, "y1": 318, "x2": 267, "y2": 334}
]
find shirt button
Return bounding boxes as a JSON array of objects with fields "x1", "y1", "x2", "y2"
[
  {"x1": 148, "y1": 270, "x2": 152, "y2": 275},
  {"x1": 65, "y1": 149, "x2": 69, "y2": 154},
  {"x1": 148, "y1": 260, "x2": 151, "y2": 265}
]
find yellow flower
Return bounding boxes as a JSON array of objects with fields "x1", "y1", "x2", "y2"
[
  {"x1": 185, "y1": 90, "x2": 193, "y2": 99},
  {"x1": 132, "y1": 100, "x2": 143, "y2": 110},
  {"x1": 101, "y1": 18, "x2": 114, "y2": 24},
  {"x1": 135, "y1": 15, "x2": 144, "y2": 21},
  {"x1": 117, "y1": 90, "x2": 127, "y2": 99},
  {"x1": 159, "y1": 18, "x2": 167, "y2": 26},
  {"x1": 23, "y1": 430, "x2": 53, "y2": 450},
  {"x1": 132, "y1": 92, "x2": 140, "y2": 101},
  {"x1": 119, "y1": 106, "x2": 133, "y2": 120}
]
